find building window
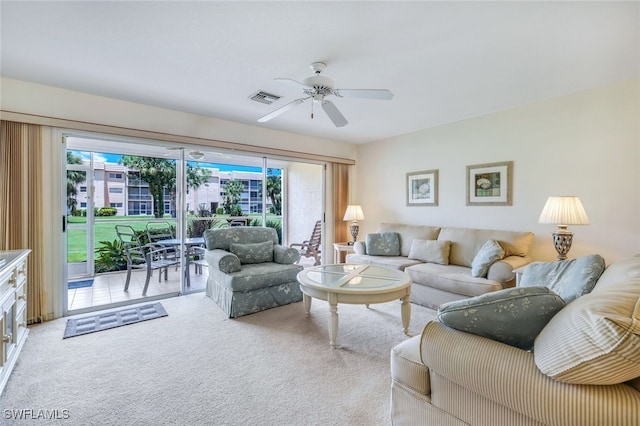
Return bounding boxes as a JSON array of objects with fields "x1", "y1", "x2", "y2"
[
  {"x1": 80, "y1": 202, "x2": 87, "y2": 208},
  {"x1": 109, "y1": 172, "x2": 123, "y2": 179},
  {"x1": 109, "y1": 187, "x2": 123, "y2": 193},
  {"x1": 80, "y1": 186, "x2": 87, "y2": 192},
  {"x1": 110, "y1": 203, "x2": 123, "y2": 208}
]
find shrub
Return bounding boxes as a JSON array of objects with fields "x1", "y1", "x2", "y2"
[
  {"x1": 96, "y1": 207, "x2": 117, "y2": 216},
  {"x1": 95, "y1": 239, "x2": 127, "y2": 273},
  {"x1": 216, "y1": 207, "x2": 224, "y2": 215}
]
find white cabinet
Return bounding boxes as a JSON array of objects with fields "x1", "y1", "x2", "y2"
[{"x1": 0, "y1": 249, "x2": 30, "y2": 395}]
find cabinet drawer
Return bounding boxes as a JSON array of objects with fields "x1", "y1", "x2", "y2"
[
  {"x1": 15, "y1": 284, "x2": 26, "y2": 313},
  {"x1": 15, "y1": 306, "x2": 28, "y2": 344}
]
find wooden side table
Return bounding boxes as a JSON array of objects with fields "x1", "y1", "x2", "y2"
[{"x1": 333, "y1": 242, "x2": 355, "y2": 264}]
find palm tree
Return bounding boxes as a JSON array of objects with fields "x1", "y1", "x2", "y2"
[
  {"x1": 66, "y1": 152, "x2": 86, "y2": 215},
  {"x1": 266, "y1": 170, "x2": 282, "y2": 215},
  {"x1": 222, "y1": 179, "x2": 244, "y2": 215},
  {"x1": 120, "y1": 156, "x2": 212, "y2": 218}
]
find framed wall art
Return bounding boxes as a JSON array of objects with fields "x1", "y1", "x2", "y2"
[
  {"x1": 466, "y1": 161, "x2": 513, "y2": 206},
  {"x1": 407, "y1": 169, "x2": 438, "y2": 206}
]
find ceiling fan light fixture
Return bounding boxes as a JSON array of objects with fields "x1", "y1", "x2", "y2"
[
  {"x1": 257, "y1": 61, "x2": 393, "y2": 127},
  {"x1": 189, "y1": 150, "x2": 204, "y2": 160}
]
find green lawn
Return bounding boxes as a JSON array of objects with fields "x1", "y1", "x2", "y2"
[{"x1": 67, "y1": 215, "x2": 281, "y2": 263}]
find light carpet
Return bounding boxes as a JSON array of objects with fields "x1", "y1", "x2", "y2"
[{"x1": 1, "y1": 294, "x2": 437, "y2": 426}]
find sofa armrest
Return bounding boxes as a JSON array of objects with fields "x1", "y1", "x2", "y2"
[
  {"x1": 420, "y1": 321, "x2": 640, "y2": 426},
  {"x1": 205, "y1": 249, "x2": 241, "y2": 273},
  {"x1": 353, "y1": 241, "x2": 366, "y2": 254},
  {"x1": 487, "y1": 255, "x2": 533, "y2": 284},
  {"x1": 273, "y1": 245, "x2": 300, "y2": 264}
]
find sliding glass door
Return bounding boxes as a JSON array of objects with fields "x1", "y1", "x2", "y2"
[{"x1": 62, "y1": 132, "x2": 326, "y2": 315}]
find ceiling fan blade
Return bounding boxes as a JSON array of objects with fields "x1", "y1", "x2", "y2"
[
  {"x1": 321, "y1": 100, "x2": 348, "y2": 127},
  {"x1": 257, "y1": 97, "x2": 309, "y2": 123},
  {"x1": 333, "y1": 89, "x2": 394, "y2": 100},
  {"x1": 274, "y1": 78, "x2": 312, "y2": 90}
]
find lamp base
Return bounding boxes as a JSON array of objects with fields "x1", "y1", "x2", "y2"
[
  {"x1": 552, "y1": 228, "x2": 573, "y2": 261},
  {"x1": 349, "y1": 222, "x2": 360, "y2": 245}
]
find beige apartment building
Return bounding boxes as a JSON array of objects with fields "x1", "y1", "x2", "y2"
[{"x1": 73, "y1": 159, "x2": 270, "y2": 217}]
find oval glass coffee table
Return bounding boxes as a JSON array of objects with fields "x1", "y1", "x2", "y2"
[{"x1": 297, "y1": 264, "x2": 412, "y2": 349}]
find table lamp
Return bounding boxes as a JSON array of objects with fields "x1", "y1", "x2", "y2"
[
  {"x1": 538, "y1": 196, "x2": 590, "y2": 261},
  {"x1": 343, "y1": 205, "x2": 365, "y2": 245}
]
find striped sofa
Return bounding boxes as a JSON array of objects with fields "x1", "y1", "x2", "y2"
[{"x1": 391, "y1": 254, "x2": 640, "y2": 425}]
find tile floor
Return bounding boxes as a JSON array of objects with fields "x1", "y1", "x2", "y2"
[{"x1": 67, "y1": 265, "x2": 207, "y2": 311}]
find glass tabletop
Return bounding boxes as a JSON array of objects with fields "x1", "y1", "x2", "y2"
[{"x1": 302, "y1": 264, "x2": 409, "y2": 290}]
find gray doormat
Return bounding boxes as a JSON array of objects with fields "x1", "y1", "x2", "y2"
[{"x1": 63, "y1": 303, "x2": 168, "y2": 339}]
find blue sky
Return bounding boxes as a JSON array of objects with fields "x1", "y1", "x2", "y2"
[{"x1": 73, "y1": 151, "x2": 267, "y2": 173}]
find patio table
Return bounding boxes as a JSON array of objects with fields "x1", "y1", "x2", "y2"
[{"x1": 155, "y1": 238, "x2": 206, "y2": 287}]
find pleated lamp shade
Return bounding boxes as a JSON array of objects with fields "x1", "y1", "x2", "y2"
[{"x1": 538, "y1": 196, "x2": 590, "y2": 226}]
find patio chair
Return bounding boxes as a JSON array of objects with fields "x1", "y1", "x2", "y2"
[
  {"x1": 115, "y1": 225, "x2": 179, "y2": 296},
  {"x1": 290, "y1": 220, "x2": 322, "y2": 266},
  {"x1": 146, "y1": 221, "x2": 179, "y2": 264}
]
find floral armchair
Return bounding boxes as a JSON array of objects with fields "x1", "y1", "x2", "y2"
[{"x1": 203, "y1": 226, "x2": 303, "y2": 318}]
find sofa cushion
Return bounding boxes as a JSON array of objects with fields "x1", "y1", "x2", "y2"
[
  {"x1": 471, "y1": 239, "x2": 505, "y2": 278},
  {"x1": 229, "y1": 241, "x2": 274, "y2": 264},
  {"x1": 437, "y1": 227, "x2": 534, "y2": 267},
  {"x1": 406, "y1": 263, "x2": 503, "y2": 297},
  {"x1": 345, "y1": 253, "x2": 422, "y2": 271},
  {"x1": 366, "y1": 232, "x2": 401, "y2": 256},
  {"x1": 519, "y1": 254, "x2": 605, "y2": 303},
  {"x1": 210, "y1": 262, "x2": 303, "y2": 292},
  {"x1": 377, "y1": 223, "x2": 441, "y2": 257},
  {"x1": 438, "y1": 287, "x2": 566, "y2": 350},
  {"x1": 390, "y1": 335, "x2": 430, "y2": 395},
  {"x1": 534, "y1": 278, "x2": 640, "y2": 385},
  {"x1": 408, "y1": 239, "x2": 451, "y2": 265}
]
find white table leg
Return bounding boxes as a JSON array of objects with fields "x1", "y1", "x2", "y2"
[
  {"x1": 328, "y1": 292, "x2": 339, "y2": 349},
  {"x1": 401, "y1": 295, "x2": 411, "y2": 335},
  {"x1": 303, "y1": 293, "x2": 312, "y2": 318}
]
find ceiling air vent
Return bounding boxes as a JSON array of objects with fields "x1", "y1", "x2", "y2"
[{"x1": 249, "y1": 91, "x2": 281, "y2": 105}]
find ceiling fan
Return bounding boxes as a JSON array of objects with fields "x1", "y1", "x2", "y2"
[{"x1": 257, "y1": 62, "x2": 393, "y2": 128}]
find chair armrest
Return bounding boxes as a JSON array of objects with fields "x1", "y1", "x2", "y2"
[
  {"x1": 289, "y1": 241, "x2": 308, "y2": 249},
  {"x1": 274, "y1": 245, "x2": 300, "y2": 264},
  {"x1": 204, "y1": 249, "x2": 241, "y2": 273},
  {"x1": 353, "y1": 241, "x2": 366, "y2": 254}
]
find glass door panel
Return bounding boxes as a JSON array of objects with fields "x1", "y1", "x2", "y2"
[
  {"x1": 65, "y1": 137, "x2": 182, "y2": 313},
  {"x1": 66, "y1": 152, "x2": 93, "y2": 278}
]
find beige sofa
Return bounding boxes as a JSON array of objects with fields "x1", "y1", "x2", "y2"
[
  {"x1": 345, "y1": 223, "x2": 534, "y2": 309},
  {"x1": 390, "y1": 254, "x2": 640, "y2": 425}
]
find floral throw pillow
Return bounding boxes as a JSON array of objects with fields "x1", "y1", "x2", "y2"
[
  {"x1": 471, "y1": 239, "x2": 505, "y2": 278},
  {"x1": 365, "y1": 232, "x2": 401, "y2": 256},
  {"x1": 229, "y1": 241, "x2": 274, "y2": 264},
  {"x1": 437, "y1": 287, "x2": 566, "y2": 350},
  {"x1": 519, "y1": 254, "x2": 605, "y2": 303}
]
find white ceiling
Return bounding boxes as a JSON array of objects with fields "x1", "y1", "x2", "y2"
[{"x1": 1, "y1": 1, "x2": 638, "y2": 145}]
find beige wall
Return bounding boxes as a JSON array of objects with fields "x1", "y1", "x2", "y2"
[
  {"x1": 286, "y1": 162, "x2": 324, "y2": 249},
  {"x1": 354, "y1": 79, "x2": 640, "y2": 264}
]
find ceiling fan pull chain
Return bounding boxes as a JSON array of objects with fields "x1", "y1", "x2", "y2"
[{"x1": 311, "y1": 100, "x2": 314, "y2": 119}]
